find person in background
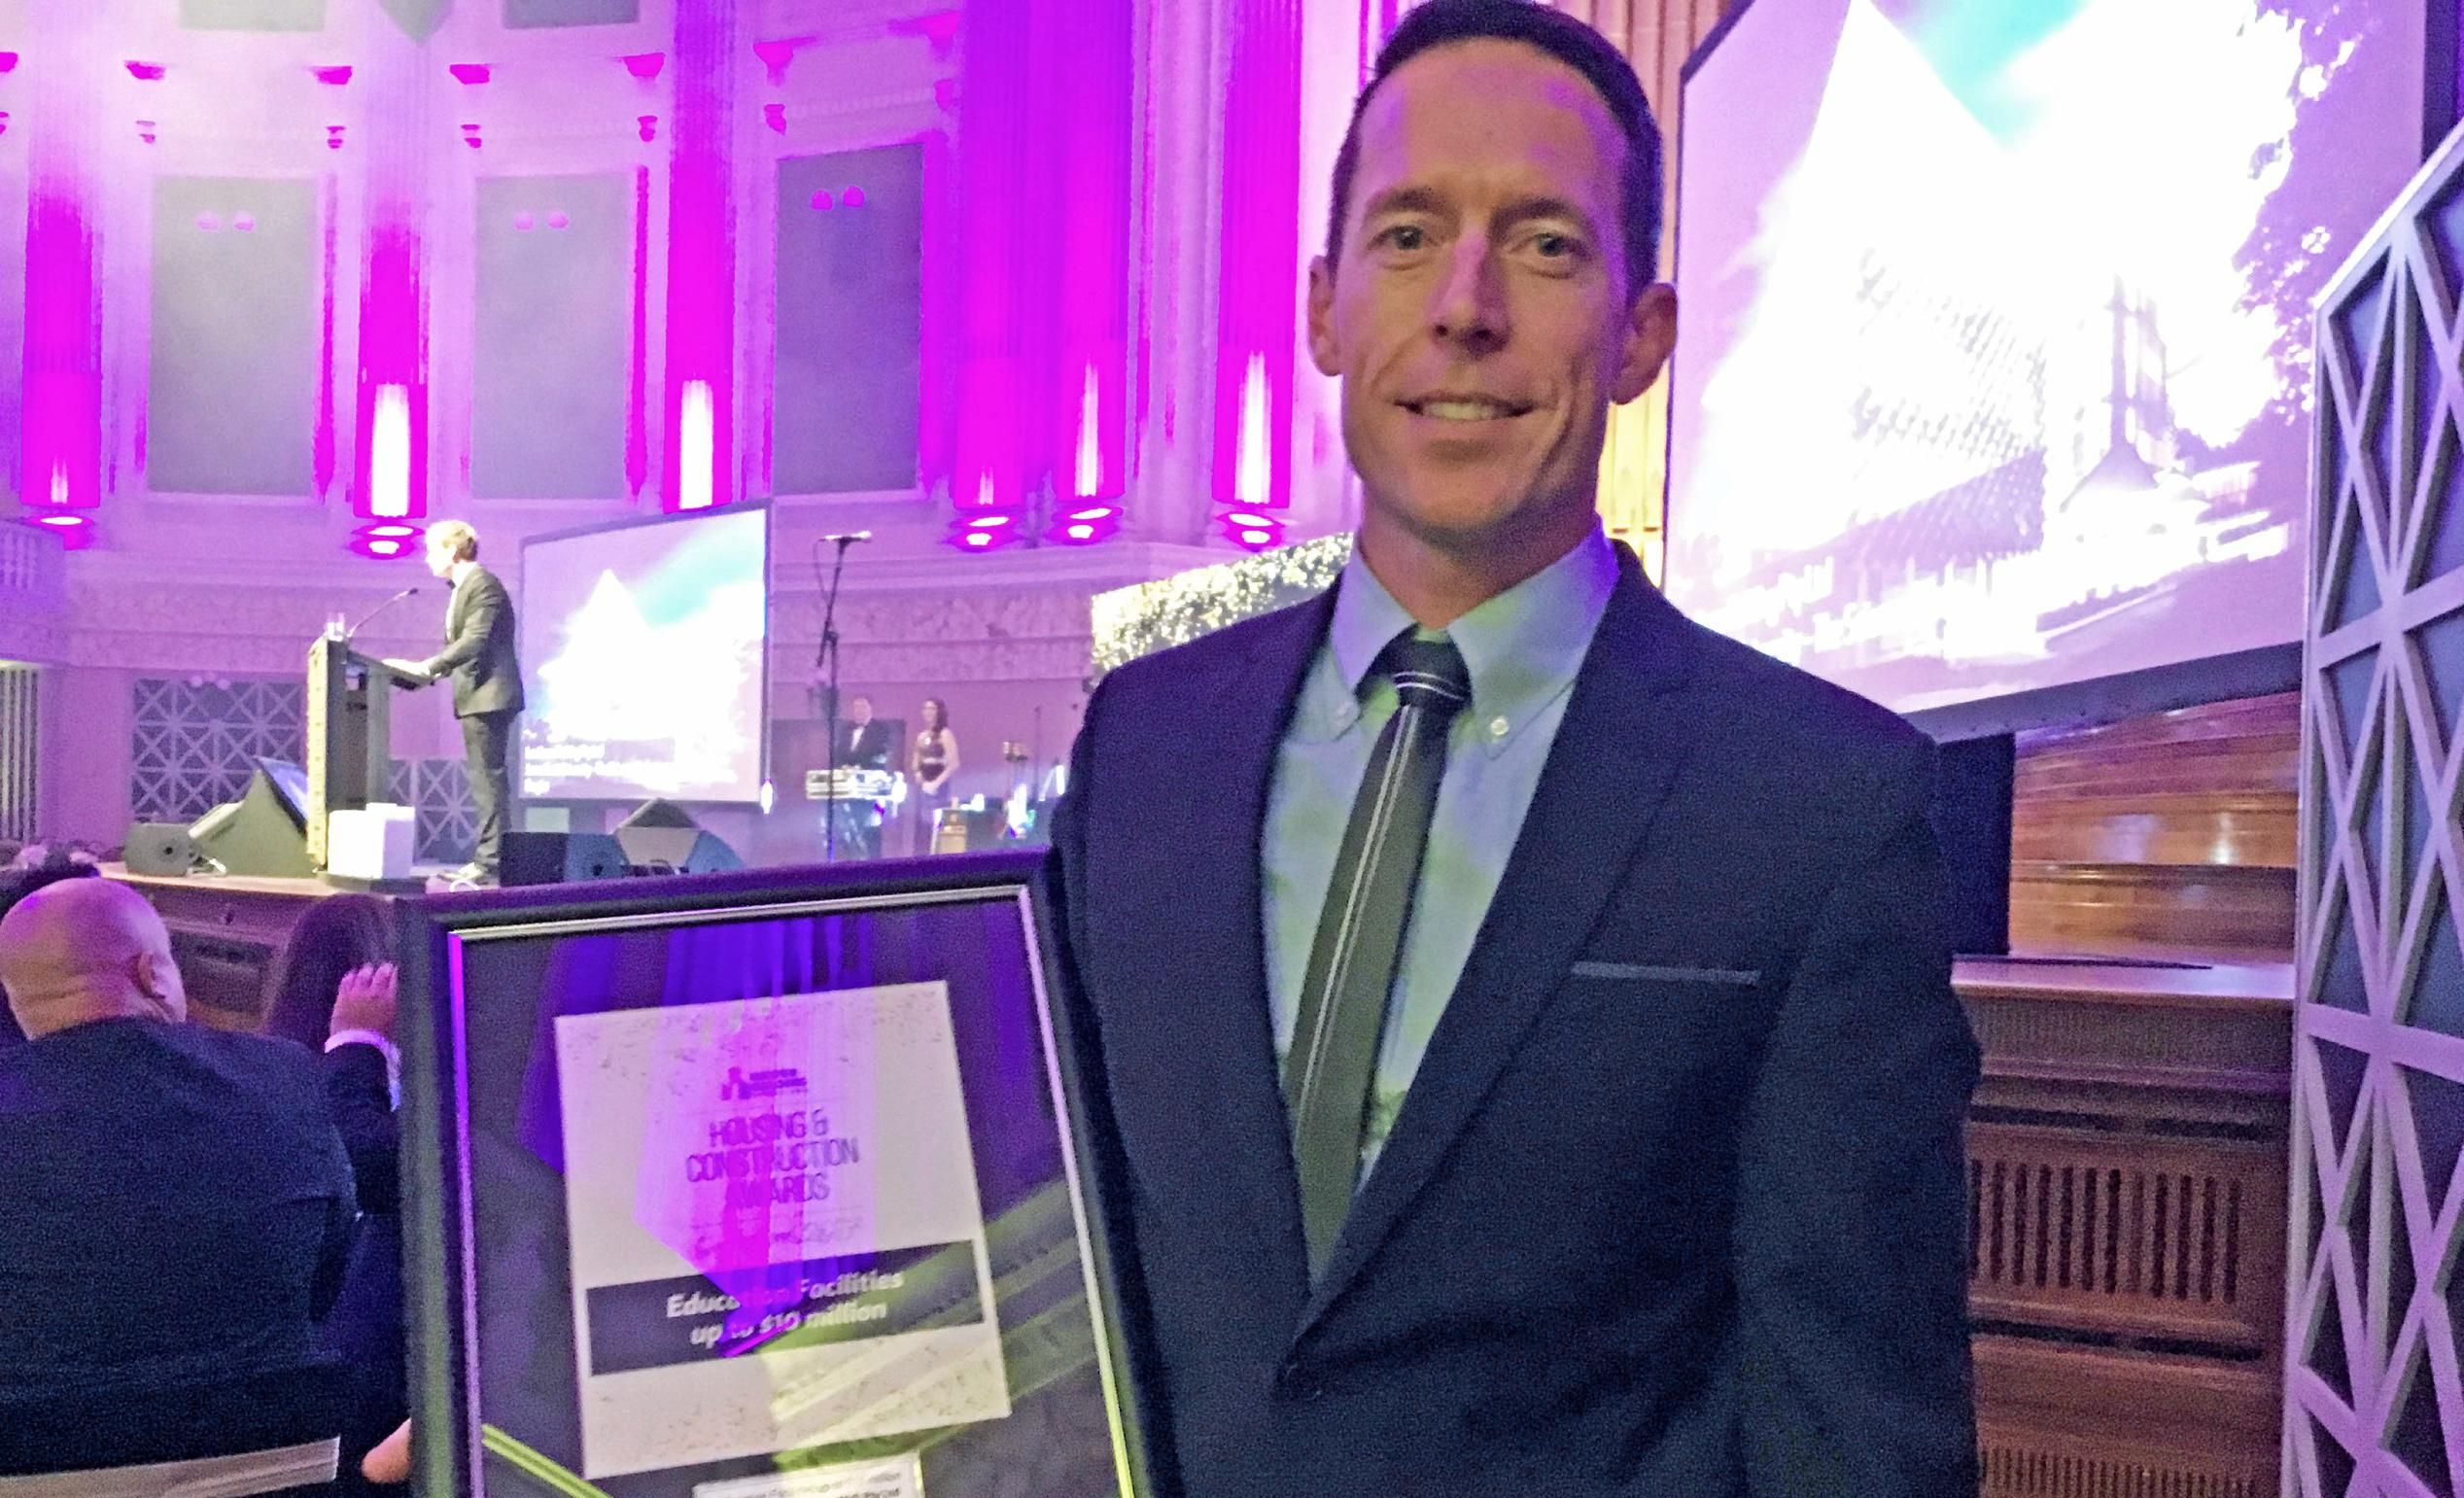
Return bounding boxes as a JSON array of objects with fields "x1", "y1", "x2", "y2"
[
  {"x1": 0, "y1": 879, "x2": 355, "y2": 1471},
  {"x1": 908, "y1": 697, "x2": 959, "y2": 854},
  {"x1": 387, "y1": 519, "x2": 524, "y2": 889},
  {"x1": 265, "y1": 893, "x2": 405, "y2": 1493},
  {"x1": 840, "y1": 693, "x2": 895, "y2": 771}
]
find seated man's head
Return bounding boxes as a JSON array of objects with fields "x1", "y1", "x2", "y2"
[
  {"x1": 1309, "y1": 0, "x2": 1677, "y2": 586},
  {"x1": 0, "y1": 878, "x2": 186, "y2": 1040}
]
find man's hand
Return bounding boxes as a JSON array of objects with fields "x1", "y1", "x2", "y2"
[
  {"x1": 381, "y1": 658, "x2": 433, "y2": 685},
  {"x1": 329, "y1": 962, "x2": 399, "y2": 1041}
]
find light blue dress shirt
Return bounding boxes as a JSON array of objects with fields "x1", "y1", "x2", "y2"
[{"x1": 1263, "y1": 526, "x2": 1619, "y2": 1171}]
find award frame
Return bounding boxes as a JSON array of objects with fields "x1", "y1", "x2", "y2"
[{"x1": 399, "y1": 852, "x2": 1163, "y2": 1498}]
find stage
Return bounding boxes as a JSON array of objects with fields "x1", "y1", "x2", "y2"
[{"x1": 103, "y1": 865, "x2": 435, "y2": 1030}]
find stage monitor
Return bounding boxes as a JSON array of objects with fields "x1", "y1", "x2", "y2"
[
  {"x1": 1664, "y1": 0, "x2": 2428, "y2": 715},
  {"x1": 519, "y1": 505, "x2": 770, "y2": 804}
]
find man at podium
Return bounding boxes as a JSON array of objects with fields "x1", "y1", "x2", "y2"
[{"x1": 386, "y1": 520, "x2": 523, "y2": 888}]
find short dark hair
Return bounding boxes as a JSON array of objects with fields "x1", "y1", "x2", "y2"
[{"x1": 1325, "y1": 0, "x2": 1663, "y2": 288}]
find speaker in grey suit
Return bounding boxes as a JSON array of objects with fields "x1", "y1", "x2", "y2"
[{"x1": 393, "y1": 520, "x2": 525, "y2": 882}]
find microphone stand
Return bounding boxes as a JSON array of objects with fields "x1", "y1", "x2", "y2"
[{"x1": 816, "y1": 535, "x2": 858, "y2": 862}]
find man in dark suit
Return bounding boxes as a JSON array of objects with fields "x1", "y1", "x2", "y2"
[
  {"x1": 840, "y1": 694, "x2": 896, "y2": 771},
  {"x1": 832, "y1": 696, "x2": 897, "y2": 858},
  {"x1": 1051, "y1": 4, "x2": 1980, "y2": 1494},
  {"x1": 0, "y1": 878, "x2": 356, "y2": 1471},
  {"x1": 389, "y1": 518, "x2": 524, "y2": 887}
]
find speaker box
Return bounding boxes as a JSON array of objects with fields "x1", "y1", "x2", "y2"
[
  {"x1": 188, "y1": 767, "x2": 313, "y2": 878},
  {"x1": 611, "y1": 825, "x2": 744, "y2": 874},
  {"x1": 501, "y1": 831, "x2": 633, "y2": 887},
  {"x1": 122, "y1": 822, "x2": 200, "y2": 877}
]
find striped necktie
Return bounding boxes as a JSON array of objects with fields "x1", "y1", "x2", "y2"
[{"x1": 1284, "y1": 631, "x2": 1472, "y2": 1274}]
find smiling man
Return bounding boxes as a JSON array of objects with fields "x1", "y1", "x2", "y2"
[{"x1": 1051, "y1": 2, "x2": 1980, "y2": 1494}]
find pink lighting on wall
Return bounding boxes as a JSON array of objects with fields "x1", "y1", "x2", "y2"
[
  {"x1": 625, "y1": 166, "x2": 649, "y2": 500},
  {"x1": 0, "y1": 54, "x2": 19, "y2": 74},
  {"x1": 351, "y1": 225, "x2": 428, "y2": 522},
  {"x1": 28, "y1": 512, "x2": 90, "y2": 550},
  {"x1": 124, "y1": 61, "x2": 166, "y2": 82},
  {"x1": 659, "y1": 3, "x2": 737, "y2": 513},
  {"x1": 21, "y1": 188, "x2": 101, "y2": 523},
  {"x1": 763, "y1": 102, "x2": 786, "y2": 134},
  {"x1": 637, "y1": 114, "x2": 658, "y2": 143},
  {"x1": 621, "y1": 52, "x2": 665, "y2": 83},
  {"x1": 1213, "y1": 0, "x2": 1302, "y2": 533},
  {"x1": 348, "y1": 521, "x2": 423, "y2": 560},
  {"x1": 951, "y1": 0, "x2": 1130, "y2": 547},
  {"x1": 326, "y1": 125, "x2": 346, "y2": 150},
  {"x1": 751, "y1": 37, "x2": 812, "y2": 87},
  {"x1": 448, "y1": 63, "x2": 492, "y2": 86},
  {"x1": 134, "y1": 121, "x2": 156, "y2": 145},
  {"x1": 311, "y1": 65, "x2": 353, "y2": 87}
]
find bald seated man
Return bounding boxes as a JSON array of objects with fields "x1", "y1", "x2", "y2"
[{"x1": 0, "y1": 879, "x2": 356, "y2": 1473}]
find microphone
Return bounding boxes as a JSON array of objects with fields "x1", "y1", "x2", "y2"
[
  {"x1": 346, "y1": 585, "x2": 422, "y2": 641},
  {"x1": 825, "y1": 531, "x2": 873, "y2": 544}
]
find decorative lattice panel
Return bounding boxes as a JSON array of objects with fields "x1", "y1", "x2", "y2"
[
  {"x1": 127, "y1": 678, "x2": 474, "y2": 865},
  {"x1": 387, "y1": 757, "x2": 476, "y2": 867},
  {"x1": 129, "y1": 677, "x2": 305, "y2": 823},
  {"x1": 2290, "y1": 125, "x2": 2464, "y2": 1498}
]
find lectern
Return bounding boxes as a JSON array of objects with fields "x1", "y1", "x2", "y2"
[{"x1": 305, "y1": 635, "x2": 421, "y2": 870}]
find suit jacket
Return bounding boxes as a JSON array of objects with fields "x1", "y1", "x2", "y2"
[
  {"x1": 840, "y1": 718, "x2": 896, "y2": 772},
  {"x1": 1051, "y1": 546, "x2": 1982, "y2": 1498},
  {"x1": 425, "y1": 564, "x2": 525, "y2": 718},
  {"x1": 321, "y1": 1043, "x2": 406, "y2": 1491},
  {"x1": 0, "y1": 1020, "x2": 355, "y2": 1413}
]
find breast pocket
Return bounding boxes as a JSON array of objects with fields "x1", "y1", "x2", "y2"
[{"x1": 1567, "y1": 959, "x2": 1761, "y2": 986}]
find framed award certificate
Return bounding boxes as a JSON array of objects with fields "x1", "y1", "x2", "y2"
[{"x1": 399, "y1": 853, "x2": 1160, "y2": 1498}]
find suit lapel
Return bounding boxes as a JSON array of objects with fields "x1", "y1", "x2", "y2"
[
  {"x1": 1299, "y1": 553, "x2": 1705, "y2": 1331},
  {"x1": 1117, "y1": 591, "x2": 1335, "y2": 1291}
]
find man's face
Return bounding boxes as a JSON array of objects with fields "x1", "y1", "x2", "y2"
[
  {"x1": 850, "y1": 698, "x2": 873, "y2": 724},
  {"x1": 1309, "y1": 39, "x2": 1676, "y2": 555},
  {"x1": 426, "y1": 537, "x2": 458, "y2": 578}
]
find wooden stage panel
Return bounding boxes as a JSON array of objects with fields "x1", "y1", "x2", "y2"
[
  {"x1": 102, "y1": 866, "x2": 339, "y2": 1031},
  {"x1": 1957, "y1": 957, "x2": 2292, "y2": 1498}
]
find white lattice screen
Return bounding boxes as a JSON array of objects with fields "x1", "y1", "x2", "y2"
[{"x1": 2289, "y1": 123, "x2": 2464, "y2": 1498}]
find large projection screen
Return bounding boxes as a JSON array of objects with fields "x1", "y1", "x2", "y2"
[
  {"x1": 519, "y1": 505, "x2": 770, "y2": 804},
  {"x1": 1664, "y1": 0, "x2": 2426, "y2": 714}
]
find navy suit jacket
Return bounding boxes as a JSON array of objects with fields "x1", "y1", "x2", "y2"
[
  {"x1": 0, "y1": 1019, "x2": 355, "y2": 1468},
  {"x1": 1051, "y1": 546, "x2": 1981, "y2": 1498}
]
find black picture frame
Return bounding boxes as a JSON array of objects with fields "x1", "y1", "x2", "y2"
[{"x1": 398, "y1": 852, "x2": 1162, "y2": 1497}]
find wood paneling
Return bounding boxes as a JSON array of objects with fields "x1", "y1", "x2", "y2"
[
  {"x1": 2010, "y1": 693, "x2": 2299, "y2": 961},
  {"x1": 1957, "y1": 959, "x2": 2292, "y2": 1498}
]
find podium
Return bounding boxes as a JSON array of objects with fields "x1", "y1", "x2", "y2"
[{"x1": 305, "y1": 636, "x2": 421, "y2": 870}]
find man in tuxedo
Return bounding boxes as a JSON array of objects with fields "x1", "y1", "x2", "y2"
[
  {"x1": 1050, "y1": 3, "x2": 1981, "y2": 1494},
  {"x1": 831, "y1": 696, "x2": 896, "y2": 858},
  {"x1": 840, "y1": 694, "x2": 896, "y2": 771},
  {"x1": 389, "y1": 519, "x2": 523, "y2": 887},
  {"x1": 0, "y1": 879, "x2": 355, "y2": 1470}
]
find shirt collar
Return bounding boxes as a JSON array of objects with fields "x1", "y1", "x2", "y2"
[{"x1": 1324, "y1": 526, "x2": 1617, "y2": 752}]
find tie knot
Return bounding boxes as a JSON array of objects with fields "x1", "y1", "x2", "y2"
[{"x1": 1379, "y1": 634, "x2": 1471, "y2": 718}]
